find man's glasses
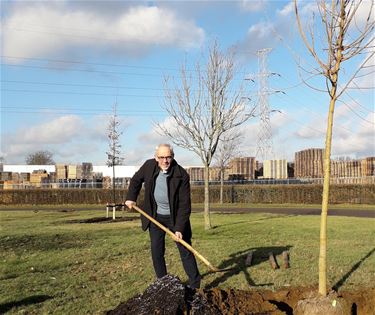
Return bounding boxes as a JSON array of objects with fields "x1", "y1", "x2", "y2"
[{"x1": 158, "y1": 156, "x2": 173, "y2": 161}]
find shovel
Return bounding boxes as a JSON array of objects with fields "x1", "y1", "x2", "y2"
[{"x1": 130, "y1": 204, "x2": 227, "y2": 273}]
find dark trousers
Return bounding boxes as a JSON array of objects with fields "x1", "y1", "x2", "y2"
[{"x1": 149, "y1": 214, "x2": 201, "y2": 289}]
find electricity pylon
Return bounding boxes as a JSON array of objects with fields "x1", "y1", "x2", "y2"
[{"x1": 256, "y1": 48, "x2": 275, "y2": 162}]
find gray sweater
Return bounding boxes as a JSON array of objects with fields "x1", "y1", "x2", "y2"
[{"x1": 154, "y1": 171, "x2": 170, "y2": 215}]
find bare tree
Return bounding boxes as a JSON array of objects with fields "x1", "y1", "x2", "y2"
[
  {"x1": 158, "y1": 42, "x2": 255, "y2": 230},
  {"x1": 106, "y1": 102, "x2": 124, "y2": 208},
  {"x1": 213, "y1": 131, "x2": 243, "y2": 204},
  {"x1": 294, "y1": 0, "x2": 374, "y2": 298},
  {"x1": 26, "y1": 150, "x2": 55, "y2": 165}
]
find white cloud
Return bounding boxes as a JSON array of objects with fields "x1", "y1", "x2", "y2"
[
  {"x1": 277, "y1": 2, "x2": 294, "y2": 17},
  {"x1": 240, "y1": 0, "x2": 266, "y2": 12},
  {"x1": 294, "y1": 119, "x2": 325, "y2": 139},
  {"x1": 350, "y1": 50, "x2": 375, "y2": 89},
  {"x1": 333, "y1": 130, "x2": 375, "y2": 158},
  {"x1": 351, "y1": 1, "x2": 375, "y2": 27},
  {"x1": 357, "y1": 112, "x2": 375, "y2": 137},
  {"x1": 234, "y1": 1, "x2": 297, "y2": 58},
  {"x1": 291, "y1": 107, "x2": 374, "y2": 158},
  {"x1": 2, "y1": 3, "x2": 205, "y2": 61},
  {"x1": 19, "y1": 115, "x2": 83, "y2": 144},
  {"x1": 2, "y1": 115, "x2": 110, "y2": 164},
  {"x1": 247, "y1": 22, "x2": 274, "y2": 41}
]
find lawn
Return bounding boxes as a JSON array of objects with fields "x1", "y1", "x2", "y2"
[{"x1": 0, "y1": 208, "x2": 374, "y2": 314}]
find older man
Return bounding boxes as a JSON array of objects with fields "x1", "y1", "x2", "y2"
[{"x1": 125, "y1": 144, "x2": 201, "y2": 289}]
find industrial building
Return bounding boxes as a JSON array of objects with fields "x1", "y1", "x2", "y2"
[
  {"x1": 295, "y1": 148, "x2": 324, "y2": 178},
  {"x1": 227, "y1": 157, "x2": 257, "y2": 180},
  {"x1": 263, "y1": 159, "x2": 288, "y2": 179},
  {"x1": 0, "y1": 150, "x2": 374, "y2": 189},
  {"x1": 0, "y1": 164, "x2": 138, "y2": 189}
]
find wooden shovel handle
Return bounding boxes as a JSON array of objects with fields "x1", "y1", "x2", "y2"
[{"x1": 131, "y1": 204, "x2": 219, "y2": 272}]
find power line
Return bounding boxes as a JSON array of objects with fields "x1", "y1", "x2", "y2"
[
  {"x1": 276, "y1": 75, "x2": 375, "y2": 129},
  {"x1": 1, "y1": 105, "x2": 163, "y2": 113},
  {"x1": 278, "y1": 75, "x2": 374, "y2": 115},
  {"x1": 1, "y1": 109, "x2": 165, "y2": 117},
  {"x1": 1, "y1": 55, "x2": 252, "y2": 78},
  {"x1": 274, "y1": 87, "x2": 370, "y2": 135},
  {"x1": 1, "y1": 88, "x2": 163, "y2": 98},
  {"x1": 1, "y1": 63, "x2": 165, "y2": 78},
  {"x1": 1, "y1": 79, "x2": 257, "y2": 96},
  {"x1": 338, "y1": 99, "x2": 375, "y2": 125},
  {"x1": 1, "y1": 55, "x2": 180, "y2": 72},
  {"x1": 1, "y1": 79, "x2": 165, "y2": 91}
]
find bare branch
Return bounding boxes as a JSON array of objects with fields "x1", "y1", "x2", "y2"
[
  {"x1": 294, "y1": 0, "x2": 328, "y2": 72},
  {"x1": 337, "y1": 51, "x2": 375, "y2": 98},
  {"x1": 158, "y1": 42, "x2": 256, "y2": 167}
]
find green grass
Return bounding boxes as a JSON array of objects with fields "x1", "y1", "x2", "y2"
[
  {"x1": 0, "y1": 208, "x2": 374, "y2": 314},
  {"x1": 1, "y1": 202, "x2": 374, "y2": 210}
]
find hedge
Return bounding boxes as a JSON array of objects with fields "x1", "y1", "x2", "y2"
[{"x1": 0, "y1": 184, "x2": 374, "y2": 205}]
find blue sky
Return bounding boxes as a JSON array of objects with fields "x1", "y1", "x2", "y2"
[{"x1": 1, "y1": 0, "x2": 374, "y2": 167}]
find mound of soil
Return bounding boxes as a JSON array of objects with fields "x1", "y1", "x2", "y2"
[{"x1": 107, "y1": 275, "x2": 374, "y2": 315}]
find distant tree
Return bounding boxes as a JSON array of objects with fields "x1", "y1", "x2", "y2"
[
  {"x1": 106, "y1": 102, "x2": 124, "y2": 207},
  {"x1": 26, "y1": 150, "x2": 55, "y2": 165},
  {"x1": 213, "y1": 131, "x2": 243, "y2": 204},
  {"x1": 158, "y1": 41, "x2": 255, "y2": 230}
]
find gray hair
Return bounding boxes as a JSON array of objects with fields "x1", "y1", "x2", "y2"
[{"x1": 155, "y1": 143, "x2": 174, "y2": 157}]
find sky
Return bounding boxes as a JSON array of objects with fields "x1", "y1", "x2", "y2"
[{"x1": 1, "y1": 0, "x2": 374, "y2": 167}]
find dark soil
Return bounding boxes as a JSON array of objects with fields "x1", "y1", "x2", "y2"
[
  {"x1": 107, "y1": 275, "x2": 375, "y2": 315},
  {"x1": 65, "y1": 216, "x2": 139, "y2": 224}
]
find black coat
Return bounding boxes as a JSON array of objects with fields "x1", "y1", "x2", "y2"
[{"x1": 126, "y1": 159, "x2": 192, "y2": 238}]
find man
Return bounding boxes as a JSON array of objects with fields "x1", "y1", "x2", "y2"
[{"x1": 125, "y1": 144, "x2": 201, "y2": 289}]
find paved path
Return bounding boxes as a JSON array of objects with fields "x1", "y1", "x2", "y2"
[{"x1": 193, "y1": 207, "x2": 375, "y2": 218}]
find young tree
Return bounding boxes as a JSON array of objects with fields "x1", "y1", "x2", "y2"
[
  {"x1": 26, "y1": 150, "x2": 55, "y2": 165},
  {"x1": 213, "y1": 131, "x2": 243, "y2": 204},
  {"x1": 294, "y1": 0, "x2": 374, "y2": 298},
  {"x1": 158, "y1": 42, "x2": 255, "y2": 230},
  {"x1": 106, "y1": 102, "x2": 124, "y2": 207}
]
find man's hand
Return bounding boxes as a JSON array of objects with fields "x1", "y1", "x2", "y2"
[
  {"x1": 125, "y1": 200, "x2": 136, "y2": 209},
  {"x1": 174, "y1": 231, "x2": 183, "y2": 241}
]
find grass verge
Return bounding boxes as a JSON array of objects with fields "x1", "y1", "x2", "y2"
[
  {"x1": 1, "y1": 202, "x2": 374, "y2": 211},
  {"x1": 0, "y1": 209, "x2": 374, "y2": 314}
]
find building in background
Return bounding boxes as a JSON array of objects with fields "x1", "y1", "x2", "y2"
[
  {"x1": 227, "y1": 157, "x2": 256, "y2": 180},
  {"x1": 56, "y1": 164, "x2": 67, "y2": 180},
  {"x1": 263, "y1": 159, "x2": 288, "y2": 179},
  {"x1": 186, "y1": 167, "x2": 204, "y2": 182},
  {"x1": 1, "y1": 152, "x2": 374, "y2": 188},
  {"x1": 1, "y1": 164, "x2": 138, "y2": 189},
  {"x1": 67, "y1": 164, "x2": 82, "y2": 180},
  {"x1": 331, "y1": 158, "x2": 362, "y2": 178},
  {"x1": 295, "y1": 148, "x2": 324, "y2": 178},
  {"x1": 361, "y1": 157, "x2": 375, "y2": 176},
  {"x1": 186, "y1": 166, "x2": 221, "y2": 182}
]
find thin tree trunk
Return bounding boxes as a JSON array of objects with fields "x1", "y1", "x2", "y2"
[
  {"x1": 112, "y1": 164, "x2": 116, "y2": 204},
  {"x1": 319, "y1": 76, "x2": 340, "y2": 297},
  {"x1": 319, "y1": 6, "x2": 344, "y2": 294},
  {"x1": 220, "y1": 168, "x2": 224, "y2": 204},
  {"x1": 112, "y1": 163, "x2": 116, "y2": 220},
  {"x1": 319, "y1": 105, "x2": 332, "y2": 297},
  {"x1": 204, "y1": 165, "x2": 212, "y2": 230}
]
